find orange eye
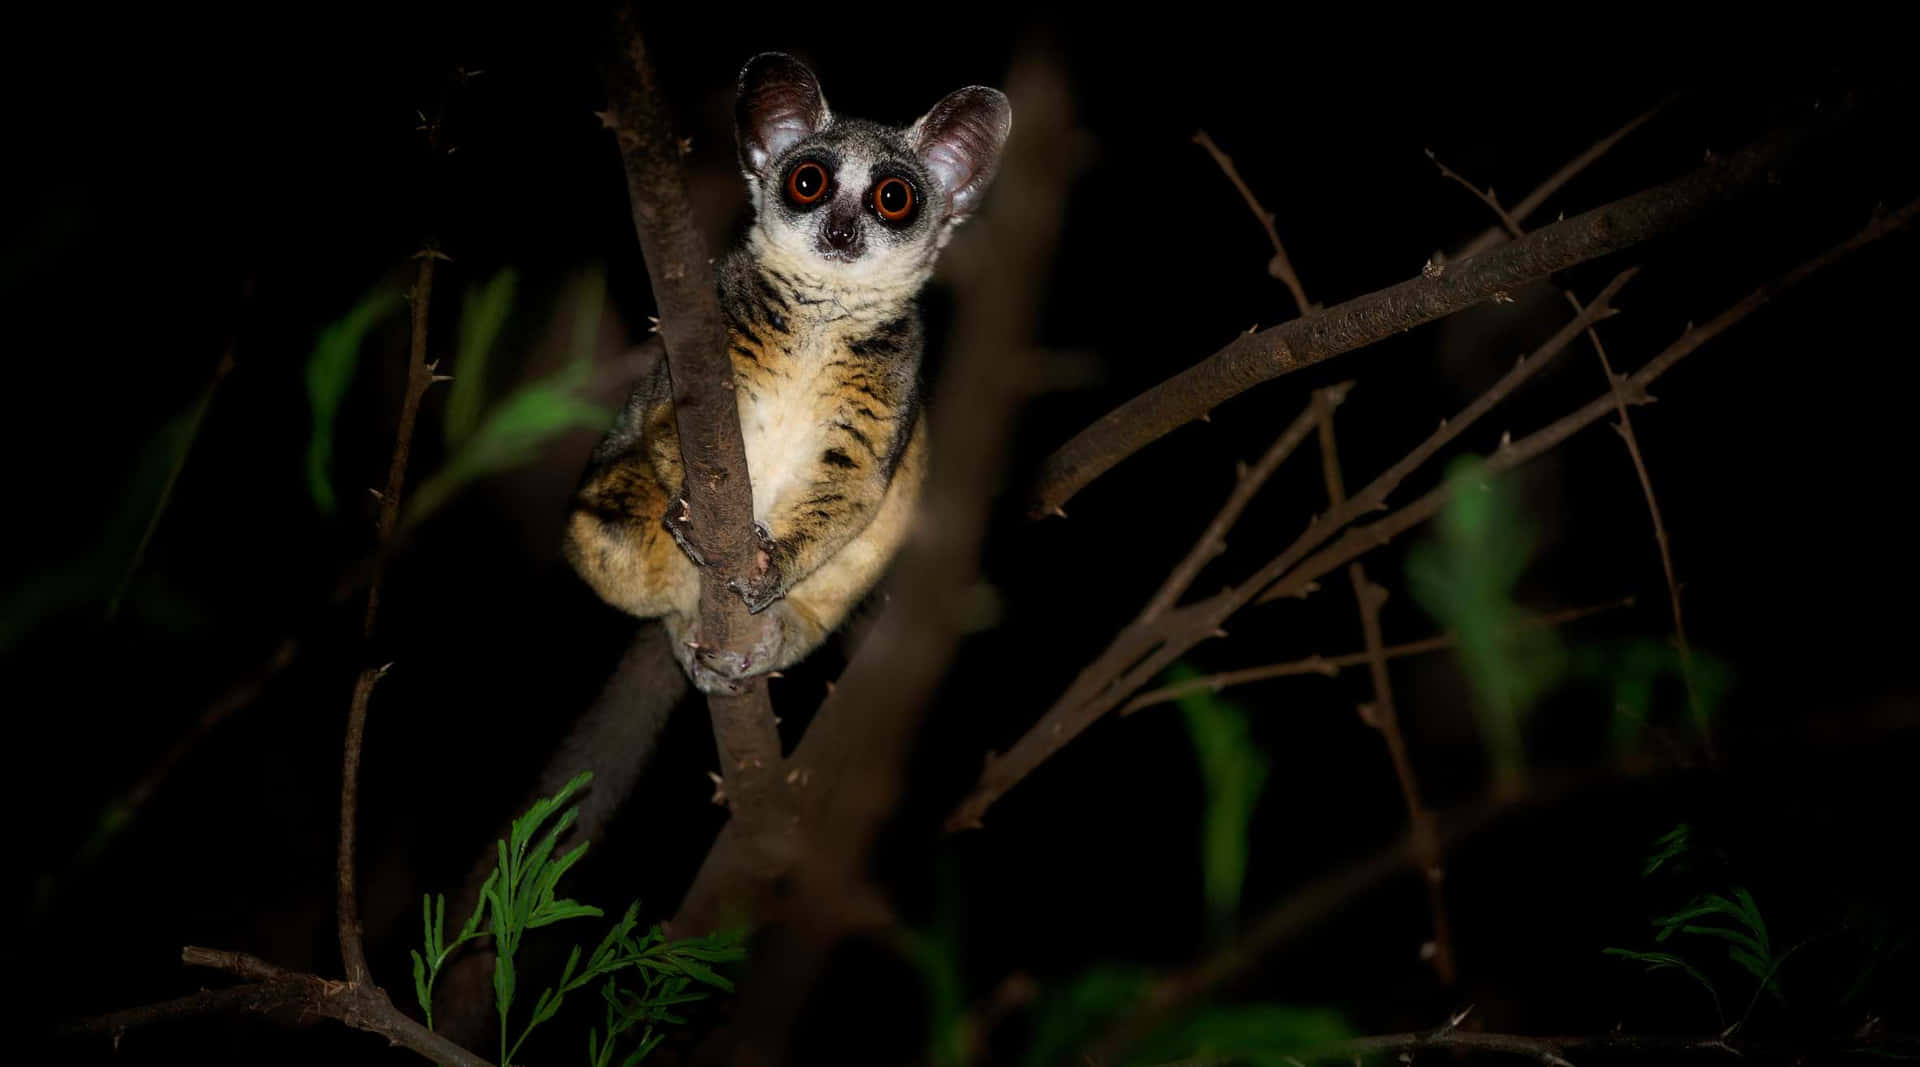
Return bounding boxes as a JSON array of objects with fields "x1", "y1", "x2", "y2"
[
  {"x1": 872, "y1": 177, "x2": 915, "y2": 223},
  {"x1": 785, "y1": 161, "x2": 829, "y2": 206}
]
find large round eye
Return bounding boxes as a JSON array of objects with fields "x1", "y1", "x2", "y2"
[
  {"x1": 871, "y1": 177, "x2": 916, "y2": 223},
  {"x1": 784, "y1": 161, "x2": 829, "y2": 206}
]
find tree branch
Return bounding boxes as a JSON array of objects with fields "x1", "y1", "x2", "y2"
[
  {"x1": 603, "y1": 12, "x2": 787, "y2": 884},
  {"x1": 61, "y1": 947, "x2": 497, "y2": 1067},
  {"x1": 949, "y1": 272, "x2": 1634, "y2": 832},
  {"x1": 1029, "y1": 114, "x2": 1808, "y2": 517}
]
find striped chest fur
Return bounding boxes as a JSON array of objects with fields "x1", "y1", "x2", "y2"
[{"x1": 721, "y1": 252, "x2": 923, "y2": 525}]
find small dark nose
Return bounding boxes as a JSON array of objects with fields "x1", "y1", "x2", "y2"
[{"x1": 825, "y1": 215, "x2": 857, "y2": 250}]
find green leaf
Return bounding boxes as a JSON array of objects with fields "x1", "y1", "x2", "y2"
[
  {"x1": 1675, "y1": 923, "x2": 1768, "y2": 963},
  {"x1": 495, "y1": 950, "x2": 516, "y2": 1019},
  {"x1": 530, "y1": 900, "x2": 606, "y2": 929},
  {"x1": 305, "y1": 288, "x2": 401, "y2": 513},
  {"x1": 1603, "y1": 948, "x2": 1723, "y2": 1025},
  {"x1": 411, "y1": 949, "x2": 430, "y2": 1020},
  {"x1": 460, "y1": 871, "x2": 497, "y2": 939},
  {"x1": 1023, "y1": 967, "x2": 1151, "y2": 1067},
  {"x1": 1643, "y1": 823, "x2": 1693, "y2": 878},
  {"x1": 1167, "y1": 662, "x2": 1268, "y2": 936},
  {"x1": 665, "y1": 957, "x2": 733, "y2": 993},
  {"x1": 405, "y1": 354, "x2": 612, "y2": 528},
  {"x1": 445, "y1": 268, "x2": 518, "y2": 448},
  {"x1": 1406, "y1": 457, "x2": 1565, "y2": 781}
]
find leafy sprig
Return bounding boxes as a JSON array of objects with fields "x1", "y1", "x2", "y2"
[{"x1": 410, "y1": 772, "x2": 745, "y2": 1064}]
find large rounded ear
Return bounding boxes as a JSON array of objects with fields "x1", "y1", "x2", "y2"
[
  {"x1": 736, "y1": 53, "x2": 831, "y2": 178},
  {"x1": 907, "y1": 87, "x2": 1012, "y2": 222}
]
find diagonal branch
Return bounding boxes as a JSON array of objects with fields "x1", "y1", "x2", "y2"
[
  {"x1": 1029, "y1": 114, "x2": 1813, "y2": 517},
  {"x1": 603, "y1": 14, "x2": 786, "y2": 848},
  {"x1": 1140, "y1": 385, "x2": 1344, "y2": 625}
]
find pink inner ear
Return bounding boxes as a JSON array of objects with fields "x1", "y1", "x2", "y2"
[
  {"x1": 764, "y1": 115, "x2": 813, "y2": 153},
  {"x1": 922, "y1": 143, "x2": 971, "y2": 197}
]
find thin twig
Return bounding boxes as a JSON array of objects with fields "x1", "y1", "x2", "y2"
[
  {"x1": 1117, "y1": 598, "x2": 1633, "y2": 713},
  {"x1": 1315, "y1": 385, "x2": 1453, "y2": 986},
  {"x1": 340, "y1": 248, "x2": 441, "y2": 988},
  {"x1": 1193, "y1": 129, "x2": 1313, "y2": 316},
  {"x1": 1432, "y1": 146, "x2": 1709, "y2": 754},
  {"x1": 1029, "y1": 104, "x2": 1805, "y2": 518},
  {"x1": 1023, "y1": 389, "x2": 1347, "y2": 777}
]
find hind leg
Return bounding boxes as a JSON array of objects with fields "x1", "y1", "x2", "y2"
[{"x1": 563, "y1": 459, "x2": 697, "y2": 621}]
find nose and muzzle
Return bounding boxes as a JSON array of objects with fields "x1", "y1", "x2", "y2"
[{"x1": 819, "y1": 203, "x2": 862, "y2": 258}]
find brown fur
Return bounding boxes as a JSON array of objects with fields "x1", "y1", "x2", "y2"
[{"x1": 563, "y1": 253, "x2": 927, "y2": 688}]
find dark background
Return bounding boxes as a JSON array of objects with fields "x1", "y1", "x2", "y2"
[{"x1": 9, "y1": 6, "x2": 1918, "y2": 1064}]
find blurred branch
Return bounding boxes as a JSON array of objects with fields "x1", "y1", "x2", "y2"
[
  {"x1": 949, "y1": 272, "x2": 1634, "y2": 832},
  {"x1": 603, "y1": 11, "x2": 788, "y2": 893},
  {"x1": 1118, "y1": 597, "x2": 1632, "y2": 713},
  {"x1": 1314, "y1": 384, "x2": 1454, "y2": 986},
  {"x1": 1192, "y1": 130, "x2": 1313, "y2": 315},
  {"x1": 1029, "y1": 112, "x2": 1805, "y2": 517},
  {"x1": 1431, "y1": 145, "x2": 1710, "y2": 754}
]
